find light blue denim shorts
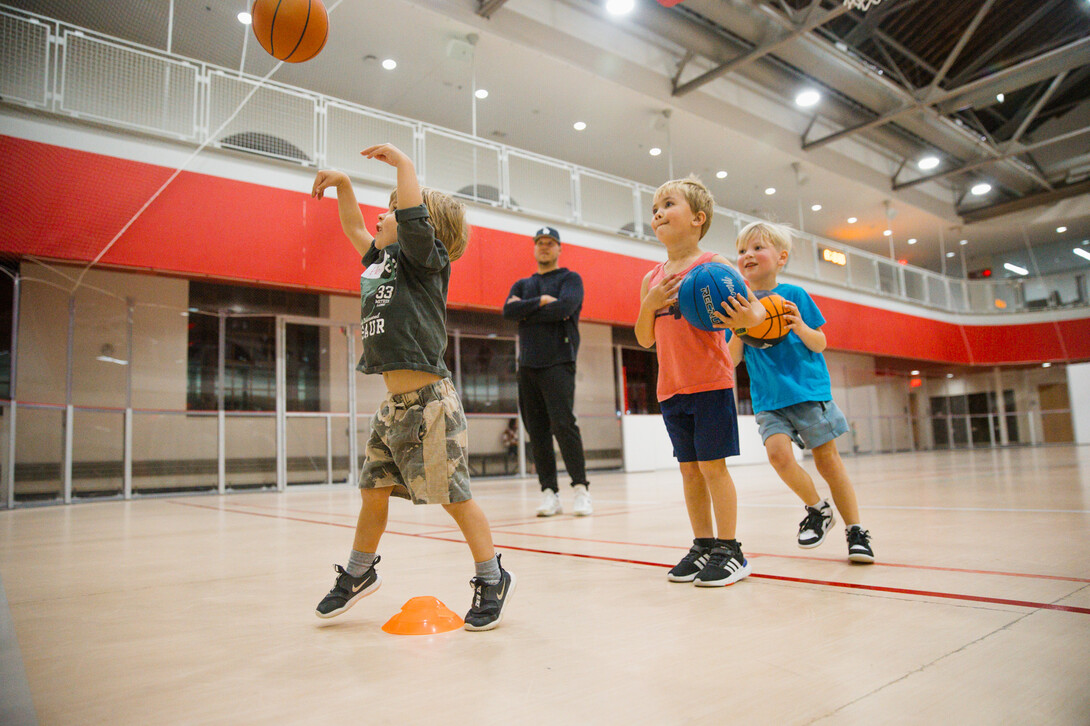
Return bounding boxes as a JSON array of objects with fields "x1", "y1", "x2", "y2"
[{"x1": 755, "y1": 400, "x2": 849, "y2": 450}]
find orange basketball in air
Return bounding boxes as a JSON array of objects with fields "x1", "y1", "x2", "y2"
[
  {"x1": 251, "y1": 0, "x2": 329, "y2": 63},
  {"x1": 736, "y1": 291, "x2": 789, "y2": 348}
]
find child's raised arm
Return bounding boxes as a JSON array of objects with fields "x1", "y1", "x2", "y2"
[
  {"x1": 312, "y1": 170, "x2": 373, "y2": 257},
  {"x1": 361, "y1": 143, "x2": 422, "y2": 210}
]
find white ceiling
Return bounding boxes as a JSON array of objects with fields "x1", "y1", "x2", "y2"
[{"x1": 7, "y1": 0, "x2": 1090, "y2": 277}]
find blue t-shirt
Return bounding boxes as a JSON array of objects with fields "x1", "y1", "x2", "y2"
[{"x1": 740, "y1": 283, "x2": 832, "y2": 413}]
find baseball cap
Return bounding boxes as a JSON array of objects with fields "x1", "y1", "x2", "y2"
[{"x1": 533, "y1": 226, "x2": 561, "y2": 243}]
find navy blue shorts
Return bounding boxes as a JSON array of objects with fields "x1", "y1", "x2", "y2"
[{"x1": 659, "y1": 388, "x2": 740, "y2": 463}]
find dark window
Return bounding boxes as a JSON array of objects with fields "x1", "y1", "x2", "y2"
[
  {"x1": 620, "y1": 347, "x2": 659, "y2": 415},
  {"x1": 455, "y1": 335, "x2": 518, "y2": 414},
  {"x1": 186, "y1": 282, "x2": 320, "y2": 411}
]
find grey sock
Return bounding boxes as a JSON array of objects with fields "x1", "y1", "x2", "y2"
[
  {"x1": 346, "y1": 550, "x2": 377, "y2": 577},
  {"x1": 475, "y1": 556, "x2": 501, "y2": 585}
]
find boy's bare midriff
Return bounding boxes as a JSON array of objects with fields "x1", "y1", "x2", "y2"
[{"x1": 383, "y1": 369, "x2": 443, "y2": 395}]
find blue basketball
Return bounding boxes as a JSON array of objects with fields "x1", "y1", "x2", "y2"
[{"x1": 677, "y1": 262, "x2": 748, "y2": 331}]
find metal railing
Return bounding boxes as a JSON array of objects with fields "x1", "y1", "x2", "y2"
[{"x1": 2, "y1": 6, "x2": 1086, "y2": 317}]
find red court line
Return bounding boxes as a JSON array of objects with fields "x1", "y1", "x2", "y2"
[
  {"x1": 484, "y1": 528, "x2": 1090, "y2": 584},
  {"x1": 203, "y1": 499, "x2": 1090, "y2": 585},
  {"x1": 168, "y1": 499, "x2": 1090, "y2": 615}
]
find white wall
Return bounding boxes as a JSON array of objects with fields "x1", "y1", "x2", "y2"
[{"x1": 1067, "y1": 362, "x2": 1090, "y2": 445}]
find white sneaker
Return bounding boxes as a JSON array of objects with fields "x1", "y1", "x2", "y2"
[
  {"x1": 572, "y1": 484, "x2": 593, "y2": 516},
  {"x1": 536, "y1": 490, "x2": 561, "y2": 517}
]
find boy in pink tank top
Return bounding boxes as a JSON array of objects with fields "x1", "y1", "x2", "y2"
[{"x1": 635, "y1": 177, "x2": 765, "y2": 587}]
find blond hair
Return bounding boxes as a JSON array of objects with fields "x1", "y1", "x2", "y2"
[
  {"x1": 388, "y1": 188, "x2": 470, "y2": 262},
  {"x1": 653, "y1": 176, "x2": 714, "y2": 239},
  {"x1": 736, "y1": 220, "x2": 793, "y2": 256}
]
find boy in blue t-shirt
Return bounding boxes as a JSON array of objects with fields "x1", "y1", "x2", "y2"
[{"x1": 727, "y1": 221, "x2": 875, "y2": 563}]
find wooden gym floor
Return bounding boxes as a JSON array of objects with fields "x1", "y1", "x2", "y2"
[{"x1": 2, "y1": 446, "x2": 1089, "y2": 725}]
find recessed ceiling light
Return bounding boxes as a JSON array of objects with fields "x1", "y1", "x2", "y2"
[
  {"x1": 847, "y1": 217, "x2": 857, "y2": 224},
  {"x1": 911, "y1": 370, "x2": 920, "y2": 376},
  {"x1": 573, "y1": 121, "x2": 587, "y2": 131},
  {"x1": 605, "y1": 0, "x2": 635, "y2": 15},
  {"x1": 996, "y1": 93, "x2": 1005, "y2": 103},
  {"x1": 960, "y1": 239, "x2": 968, "y2": 246},
  {"x1": 810, "y1": 204, "x2": 822, "y2": 211},
  {"x1": 1073, "y1": 248, "x2": 1090, "y2": 262},
  {"x1": 883, "y1": 229, "x2": 892, "y2": 236},
  {"x1": 946, "y1": 252, "x2": 956, "y2": 258},
  {"x1": 907, "y1": 238, "x2": 917, "y2": 245},
  {"x1": 917, "y1": 155, "x2": 940, "y2": 170},
  {"x1": 764, "y1": 187, "x2": 776, "y2": 195},
  {"x1": 971, "y1": 182, "x2": 992, "y2": 195},
  {"x1": 716, "y1": 170, "x2": 728, "y2": 179},
  {"x1": 237, "y1": 11, "x2": 252, "y2": 24},
  {"x1": 1056, "y1": 226, "x2": 1067, "y2": 233},
  {"x1": 795, "y1": 90, "x2": 821, "y2": 107},
  {"x1": 475, "y1": 89, "x2": 489, "y2": 99},
  {"x1": 1004, "y1": 262, "x2": 1028, "y2": 275},
  {"x1": 381, "y1": 58, "x2": 397, "y2": 70},
  {"x1": 649, "y1": 147, "x2": 662, "y2": 156}
]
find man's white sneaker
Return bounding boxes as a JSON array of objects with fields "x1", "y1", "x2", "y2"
[
  {"x1": 572, "y1": 484, "x2": 593, "y2": 516},
  {"x1": 536, "y1": 489, "x2": 561, "y2": 517}
]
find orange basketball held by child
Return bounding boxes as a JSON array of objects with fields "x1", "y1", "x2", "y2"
[
  {"x1": 251, "y1": 0, "x2": 329, "y2": 63},
  {"x1": 734, "y1": 290, "x2": 789, "y2": 348}
]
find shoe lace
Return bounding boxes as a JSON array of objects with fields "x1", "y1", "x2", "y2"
[
  {"x1": 799, "y1": 507, "x2": 825, "y2": 534},
  {"x1": 848, "y1": 527, "x2": 871, "y2": 547},
  {"x1": 469, "y1": 578, "x2": 486, "y2": 610},
  {"x1": 678, "y1": 544, "x2": 707, "y2": 566}
]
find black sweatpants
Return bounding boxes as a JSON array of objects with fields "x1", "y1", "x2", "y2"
[{"x1": 518, "y1": 362, "x2": 588, "y2": 492}]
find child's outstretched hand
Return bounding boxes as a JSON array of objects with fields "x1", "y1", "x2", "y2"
[
  {"x1": 644, "y1": 273, "x2": 682, "y2": 312},
  {"x1": 361, "y1": 143, "x2": 411, "y2": 168},
  {"x1": 311, "y1": 169, "x2": 348, "y2": 199}
]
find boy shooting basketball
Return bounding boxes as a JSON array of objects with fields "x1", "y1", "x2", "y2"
[
  {"x1": 309, "y1": 143, "x2": 515, "y2": 629},
  {"x1": 635, "y1": 177, "x2": 765, "y2": 586},
  {"x1": 729, "y1": 221, "x2": 874, "y2": 563}
]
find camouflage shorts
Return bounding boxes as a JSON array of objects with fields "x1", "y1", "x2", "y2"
[{"x1": 360, "y1": 377, "x2": 472, "y2": 505}]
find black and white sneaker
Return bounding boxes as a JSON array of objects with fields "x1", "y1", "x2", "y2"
[
  {"x1": 694, "y1": 540, "x2": 751, "y2": 587},
  {"x1": 315, "y1": 557, "x2": 382, "y2": 619},
  {"x1": 464, "y1": 554, "x2": 516, "y2": 631},
  {"x1": 797, "y1": 500, "x2": 836, "y2": 548},
  {"x1": 667, "y1": 540, "x2": 711, "y2": 582},
  {"x1": 846, "y1": 526, "x2": 875, "y2": 563}
]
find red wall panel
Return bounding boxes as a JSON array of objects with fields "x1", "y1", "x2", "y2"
[{"x1": 2, "y1": 135, "x2": 1088, "y2": 365}]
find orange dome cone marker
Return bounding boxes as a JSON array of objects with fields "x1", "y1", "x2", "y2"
[{"x1": 381, "y1": 596, "x2": 464, "y2": 635}]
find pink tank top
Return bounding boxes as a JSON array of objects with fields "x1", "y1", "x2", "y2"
[{"x1": 649, "y1": 252, "x2": 735, "y2": 402}]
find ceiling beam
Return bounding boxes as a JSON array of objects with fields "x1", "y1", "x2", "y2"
[
  {"x1": 958, "y1": 178, "x2": 1090, "y2": 223},
  {"x1": 803, "y1": 36, "x2": 1090, "y2": 152},
  {"x1": 672, "y1": 4, "x2": 851, "y2": 96},
  {"x1": 476, "y1": 0, "x2": 508, "y2": 19},
  {"x1": 893, "y1": 126, "x2": 1090, "y2": 191}
]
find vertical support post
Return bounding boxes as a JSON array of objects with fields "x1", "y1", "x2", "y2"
[
  {"x1": 346, "y1": 327, "x2": 358, "y2": 487},
  {"x1": 326, "y1": 414, "x2": 333, "y2": 487},
  {"x1": 64, "y1": 294, "x2": 75, "y2": 504},
  {"x1": 515, "y1": 334, "x2": 525, "y2": 478},
  {"x1": 275, "y1": 317, "x2": 286, "y2": 491},
  {"x1": 124, "y1": 297, "x2": 134, "y2": 499},
  {"x1": 4, "y1": 274, "x2": 19, "y2": 508},
  {"x1": 994, "y1": 366, "x2": 1009, "y2": 446},
  {"x1": 217, "y1": 310, "x2": 226, "y2": 494}
]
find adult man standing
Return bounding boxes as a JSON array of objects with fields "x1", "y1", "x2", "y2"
[{"x1": 502, "y1": 227, "x2": 591, "y2": 516}]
